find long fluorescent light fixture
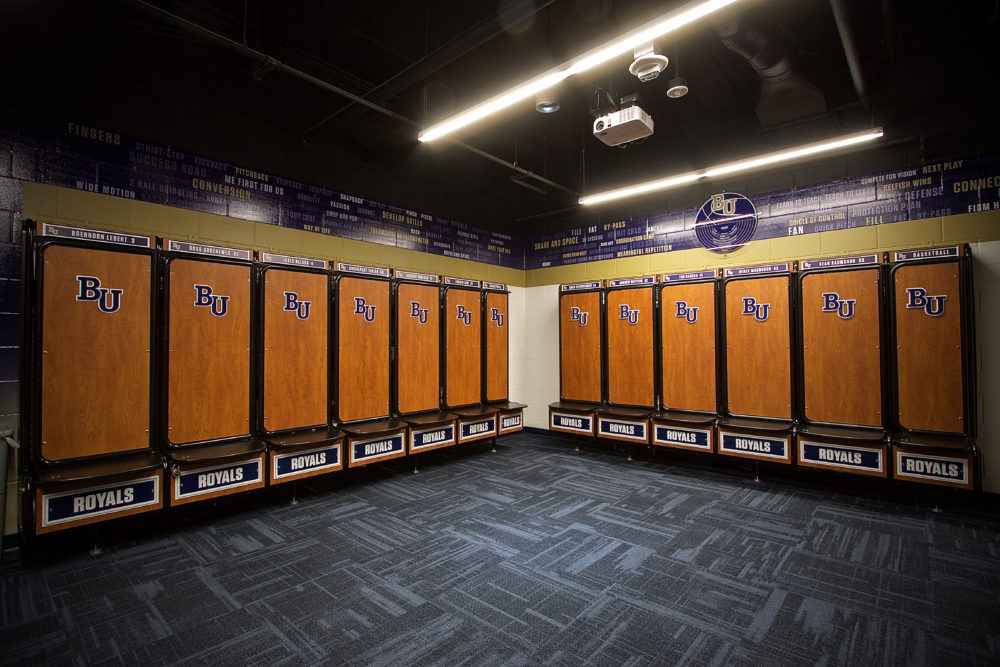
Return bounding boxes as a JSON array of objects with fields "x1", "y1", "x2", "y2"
[
  {"x1": 417, "y1": 0, "x2": 744, "y2": 143},
  {"x1": 579, "y1": 127, "x2": 885, "y2": 206}
]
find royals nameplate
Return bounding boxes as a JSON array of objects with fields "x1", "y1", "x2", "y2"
[
  {"x1": 719, "y1": 431, "x2": 790, "y2": 462},
  {"x1": 798, "y1": 440, "x2": 884, "y2": 476},
  {"x1": 174, "y1": 458, "x2": 263, "y2": 502},
  {"x1": 459, "y1": 417, "x2": 497, "y2": 443},
  {"x1": 271, "y1": 444, "x2": 343, "y2": 482},
  {"x1": 550, "y1": 411, "x2": 594, "y2": 435},
  {"x1": 598, "y1": 416, "x2": 648, "y2": 443},
  {"x1": 39, "y1": 474, "x2": 161, "y2": 533},
  {"x1": 653, "y1": 424, "x2": 712, "y2": 451},
  {"x1": 499, "y1": 411, "x2": 523, "y2": 434},
  {"x1": 894, "y1": 450, "x2": 972, "y2": 488},
  {"x1": 350, "y1": 433, "x2": 406, "y2": 465},
  {"x1": 410, "y1": 424, "x2": 457, "y2": 452}
]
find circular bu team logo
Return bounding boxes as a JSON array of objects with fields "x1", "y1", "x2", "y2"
[{"x1": 695, "y1": 192, "x2": 758, "y2": 253}]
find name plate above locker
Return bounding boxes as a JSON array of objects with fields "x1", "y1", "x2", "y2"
[
  {"x1": 652, "y1": 424, "x2": 713, "y2": 451},
  {"x1": 394, "y1": 270, "x2": 440, "y2": 283},
  {"x1": 597, "y1": 415, "x2": 649, "y2": 443},
  {"x1": 661, "y1": 270, "x2": 717, "y2": 283},
  {"x1": 561, "y1": 281, "x2": 602, "y2": 292},
  {"x1": 336, "y1": 262, "x2": 391, "y2": 277},
  {"x1": 483, "y1": 281, "x2": 506, "y2": 291},
  {"x1": 173, "y1": 457, "x2": 264, "y2": 503},
  {"x1": 718, "y1": 430, "x2": 791, "y2": 463},
  {"x1": 38, "y1": 473, "x2": 161, "y2": 534},
  {"x1": 261, "y1": 252, "x2": 327, "y2": 270},
  {"x1": 798, "y1": 440, "x2": 885, "y2": 476},
  {"x1": 893, "y1": 246, "x2": 960, "y2": 262},
  {"x1": 800, "y1": 254, "x2": 879, "y2": 270},
  {"x1": 444, "y1": 276, "x2": 482, "y2": 288},
  {"x1": 42, "y1": 223, "x2": 151, "y2": 248},
  {"x1": 608, "y1": 276, "x2": 656, "y2": 288},
  {"x1": 167, "y1": 239, "x2": 252, "y2": 261},
  {"x1": 724, "y1": 263, "x2": 790, "y2": 278}
]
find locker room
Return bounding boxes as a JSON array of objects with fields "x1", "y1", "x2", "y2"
[{"x1": 1, "y1": 1, "x2": 999, "y2": 664}]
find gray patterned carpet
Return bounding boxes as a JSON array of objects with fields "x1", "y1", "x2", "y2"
[{"x1": 2, "y1": 432, "x2": 999, "y2": 665}]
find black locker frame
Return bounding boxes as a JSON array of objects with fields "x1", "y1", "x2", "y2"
[
  {"x1": 716, "y1": 262, "x2": 798, "y2": 466},
  {"x1": 602, "y1": 275, "x2": 658, "y2": 411},
  {"x1": 555, "y1": 280, "x2": 606, "y2": 405},
  {"x1": 718, "y1": 263, "x2": 799, "y2": 424},
  {"x1": 253, "y1": 252, "x2": 332, "y2": 437},
  {"x1": 549, "y1": 280, "x2": 605, "y2": 440},
  {"x1": 481, "y1": 280, "x2": 526, "y2": 435},
  {"x1": 157, "y1": 240, "x2": 260, "y2": 453},
  {"x1": 651, "y1": 270, "x2": 721, "y2": 455},
  {"x1": 794, "y1": 253, "x2": 890, "y2": 432},
  {"x1": 19, "y1": 220, "x2": 165, "y2": 540},
  {"x1": 331, "y1": 262, "x2": 394, "y2": 426},
  {"x1": 441, "y1": 276, "x2": 486, "y2": 411},
  {"x1": 886, "y1": 245, "x2": 977, "y2": 440}
]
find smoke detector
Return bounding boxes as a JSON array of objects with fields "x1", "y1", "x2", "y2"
[
  {"x1": 629, "y1": 43, "x2": 668, "y2": 82},
  {"x1": 666, "y1": 76, "x2": 689, "y2": 98}
]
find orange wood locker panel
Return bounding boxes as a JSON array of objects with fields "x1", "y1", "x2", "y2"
[
  {"x1": 485, "y1": 292, "x2": 508, "y2": 402},
  {"x1": 40, "y1": 245, "x2": 152, "y2": 461},
  {"x1": 338, "y1": 277, "x2": 390, "y2": 422},
  {"x1": 725, "y1": 277, "x2": 791, "y2": 419},
  {"x1": 894, "y1": 262, "x2": 963, "y2": 433},
  {"x1": 168, "y1": 259, "x2": 251, "y2": 444},
  {"x1": 606, "y1": 287, "x2": 654, "y2": 407},
  {"x1": 801, "y1": 269, "x2": 882, "y2": 427},
  {"x1": 263, "y1": 269, "x2": 328, "y2": 432},
  {"x1": 446, "y1": 289, "x2": 481, "y2": 407},
  {"x1": 397, "y1": 282, "x2": 440, "y2": 414},
  {"x1": 660, "y1": 281, "x2": 716, "y2": 413},
  {"x1": 560, "y1": 291, "x2": 602, "y2": 403}
]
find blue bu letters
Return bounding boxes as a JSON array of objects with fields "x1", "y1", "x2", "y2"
[
  {"x1": 618, "y1": 304, "x2": 639, "y2": 325},
  {"x1": 741, "y1": 297, "x2": 770, "y2": 322},
  {"x1": 905, "y1": 287, "x2": 946, "y2": 316},
  {"x1": 409, "y1": 301, "x2": 429, "y2": 324},
  {"x1": 490, "y1": 307, "x2": 505, "y2": 327},
  {"x1": 456, "y1": 304, "x2": 473, "y2": 325},
  {"x1": 821, "y1": 292, "x2": 856, "y2": 319},
  {"x1": 674, "y1": 300, "x2": 699, "y2": 324},
  {"x1": 75, "y1": 275, "x2": 123, "y2": 313},
  {"x1": 283, "y1": 291, "x2": 311, "y2": 320},
  {"x1": 353, "y1": 296, "x2": 377, "y2": 322},
  {"x1": 194, "y1": 284, "x2": 230, "y2": 317},
  {"x1": 569, "y1": 306, "x2": 589, "y2": 326}
]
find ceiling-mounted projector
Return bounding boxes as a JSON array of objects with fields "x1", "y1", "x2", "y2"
[{"x1": 593, "y1": 105, "x2": 654, "y2": 146}]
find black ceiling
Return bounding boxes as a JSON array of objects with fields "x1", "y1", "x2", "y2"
[{"x1": 3, "y1": 0, "x2": 999, "y2": 238}]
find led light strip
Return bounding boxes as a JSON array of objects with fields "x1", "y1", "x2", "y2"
[
  {"x1": 417, "y1": 0, "x2": 744, "y2": 143},
  {"x1": 579, "y1": 128, "x2": 884, "y2": 206}
]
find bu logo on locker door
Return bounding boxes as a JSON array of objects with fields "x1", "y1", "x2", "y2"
[
  {"x1": 569, "y1": 307, "x2": 589, "y2": 326},
  {"x1": 490, "y1": 308, "x2": 505, "y2": 327},
  {"x1": 409, "y1": 301, "x2": 429, "y2": 324},
  {"x1": 905, "y1": 287, "x2": 946, "y2": 317},
  {"x1": 193, "y1": 284, "x2": 230, "y2": 317},
  {"x1": 283, "y1": 291, "x2": 312, "y2": 320},
  {"x1": 674, "y1": 301, "x2": 699, "y2": 324},
  {"x1": 353, "y1": 297, "x2": 377, "y2": 323},
  {"x1": 75, "y1": 275, "x2": 123, "y2": 313},
  {"x1": 821, "y1": 292, "x2": 856, "y2": 319},
  {"x1": 618, "y1": 304, "x2": 639, "y2": 325},
  {"x1": 456, "y1": 304, "x2": 473, "y2": 325},
  {"x1": 741, "y1": 297, "x2": 770, "y2": 322}
]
